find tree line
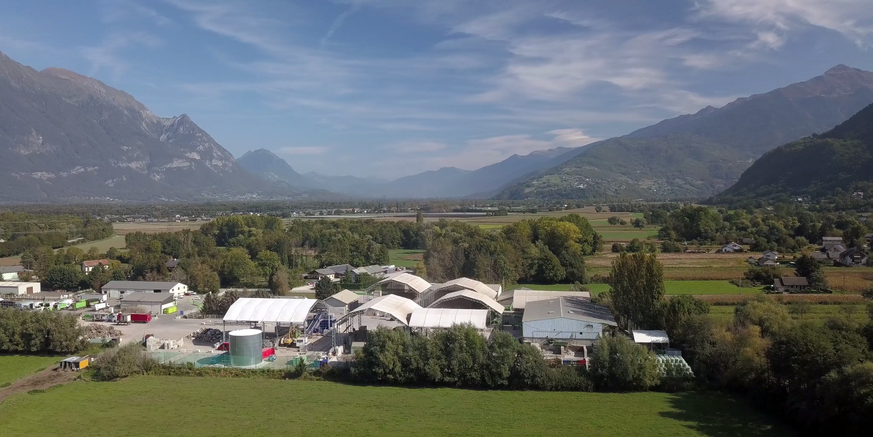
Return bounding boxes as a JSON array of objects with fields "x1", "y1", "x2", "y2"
[
  {"x1": 0, "y1": 309, "x2": 87, "y2": 354},
  {"x1": 0, "y1": 212, "x2": 113, "y2": 257}
]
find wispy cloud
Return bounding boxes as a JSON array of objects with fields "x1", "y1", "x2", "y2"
[
  {"x1": 103, "y1": 0, "x2": 173, "y2": 27},
  {"x1": 81, "y1": 32, "x2": 163, "y2": 79},
  {"x1": 695, "y1": 0, "x2": 873, "y2": 48},
  {"x1": 387, "y1": 141, "x2": 448, "y2": 153},
  {"x1": 321, "y1": 4, "x2": 360, "y2": 47},
  {"x1": 278, "y1": 146, "x2": 331, "y2": 156}
]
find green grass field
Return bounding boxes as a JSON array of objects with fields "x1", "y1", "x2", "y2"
[
  {"x1": 515, "y1": 281, "x2": 761, "y2": 297},
  {"x1": 708, "y1": 303, "x2": 870, "y2": 326},
  {"x1": 0, "y1": 376, "x2": 790, "y2": 436},
  {"x1": 389, "y1": 249, "x2": 425, "y2": 268},
  {"x1": 0, "y1": 355, "x2": 62, "y2": 386},
  {"x1": 64, "y1": 234, "x2": 127, "y2": 253}
]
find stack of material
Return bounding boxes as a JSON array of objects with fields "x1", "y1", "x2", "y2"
[
  {"x1": 193, "y1": 327, "x2": 223, "y2": 343},
  {"x1": 146, "y1": 336, "x2": 184, "y2": 351},
  {"x1": 84, "y1": 324, "x2": 123, "y2": 339}
]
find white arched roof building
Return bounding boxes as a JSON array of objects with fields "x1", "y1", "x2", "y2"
[
  {"x1": 408, "y1": 308, "x2": 489, "y2": 330},
  {"x1": 429, "y1": 289, "x2": 504, "y2": 314},
  {"x1": 335, "y1": 294, "x2": 422, "y2": 332},
  {"x1": 373, "y1": 273, "x2": 431, "y2": 301},
  {"x1": 418, "y1": 277, "x2": 501, "y2": 306}
]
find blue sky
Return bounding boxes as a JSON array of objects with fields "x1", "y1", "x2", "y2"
[{"x1": 1, "y1": 0, "x2": 872, "y2": 177}]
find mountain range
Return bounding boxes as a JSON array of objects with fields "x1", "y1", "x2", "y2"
[
  {"x1": 237, "y1": 147, "x2": 573, "y2": 198},
  {"x1": 0, "y1": 51, "x2": 275, "y2": 202},
  {"x1": 494, "y1": 65, "x2": 873, "y2": 201},
  {"x1": 2, "y1": 47, "x2": 873, "y2": 203},
  {"x1": 713, "y1": 103, "x2": 873, "y2": 203}
]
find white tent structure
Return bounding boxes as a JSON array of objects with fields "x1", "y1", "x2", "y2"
[
  {"x1": 429, "y1": 290, "x2": 504, "y2": 314},
  {"x1": 408, "y1": 308, "x2": 488, "y2": 330},
  {"x1": 223, "y1": 298, "x2": 317, "y2": 324},
  {"x1": 335, "y1": 294, "x2": 422, "y2": 332},
  {"x1": 632, "y1": 330, "x2": 670, "y2": 345},
  {"x1": 373, "y1": 273, "x2": 431, "y2": 301},
  {"x1": 418, "y1": 277, "x2": 501, "y2": 306}
]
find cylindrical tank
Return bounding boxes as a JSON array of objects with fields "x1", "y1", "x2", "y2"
[{"x1": 228, "y1": 329, "x2": 263, "y2": 367}]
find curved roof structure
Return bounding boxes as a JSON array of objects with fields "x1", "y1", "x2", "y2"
[
  {"x1": 429, "y1": 290, "x2": 504, "y2": 314},
  {"x1": 375, "y1": 273, "x2": 431, "y2": 295},
  {"x1": 342, "y1": 294, "x2": 422, "y2": 326},
  {"x1": 223, "y1": 298, "x2": 317, "y2": 324},
  {"x1": 429, "y1": 277, "x2": 499, "y2": 300},
  {"x1": 408, "y1": 308, "x2": 488, "y2": 330}
]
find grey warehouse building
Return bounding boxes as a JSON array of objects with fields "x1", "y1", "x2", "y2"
[{"x1": 522, "y1": 296, "x2": 616, "y2": 344}]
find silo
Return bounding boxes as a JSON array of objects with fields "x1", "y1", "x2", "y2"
[{"x1": 228, "y1": 329, "x2": 263, "y2": 367}]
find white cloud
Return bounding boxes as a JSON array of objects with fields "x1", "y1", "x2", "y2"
[
  {"x1": 103, "y1": 0, "x2": 173, "y2": 26},
  {"x1": 548, "y1": 129, "x2": 597, "y2": 146},
  {"x1": 278, "y1": 146, "x2": 330, "y2": 155}
]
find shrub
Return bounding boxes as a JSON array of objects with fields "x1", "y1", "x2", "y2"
[
  {"x1": 589, "y1": 335, "x2": 660, "y2": 392},
  {"x1": 92, "y1": 343, "x2": 157, "y2": 380}
]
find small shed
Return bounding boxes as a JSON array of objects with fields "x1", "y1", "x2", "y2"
[
  {"x1": 319, "y1": 289, "x2": 360, "y2": 315},
  {"x1": 60, "y1": 356, "x2": 89, "y2": 371}
]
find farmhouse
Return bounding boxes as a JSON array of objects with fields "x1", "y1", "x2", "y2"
[
  {"x1": 307, "y1": 268, "x2": 336, "y2": 280},
  {"x1": 101, "y1": 281, "x2": 188, "y2": 298},
  {"x1": 522, "y1": 296, "x2": 615, "y2": 343},
  {"x1": 758, "y1": 258, "x2": 778, "y2": 267},
  {"x1": 716, "y1": 242, "x2": 744, "y2": 253},
  {"x1": 0, "y1": 281, "x2": 41, "y2": 296},
  {"x1": 119, "y1": 292, "x2": 176, "y2": 315},
  {"x1": 774, "y1": 277, "x2": 810, "y2": 293},
  {"x1": 838, "y1": 247, "x2": 867, "y2": 267},
  {"x1": 761, "y1": 250, "x2": 779, "y2": 261},
  {"x1": 81, "y1": 259, "x2": 110, "y2": 274},
  {"x1": 351, "y1": 265, "x2": 386, "y2": 280},
  {"x1": 821, "y1": 237, "x2": 844, "y2": 250}
]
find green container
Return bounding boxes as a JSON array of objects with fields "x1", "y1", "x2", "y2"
[
  {"x1": 163, "y1": 306, "x2": 177, "y2": 314},
  {"x1": 74, "y1": 301, "x2": 87, "y2": 309}
]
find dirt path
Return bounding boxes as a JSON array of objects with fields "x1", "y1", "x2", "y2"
[{"x1": 0, "y1": 367, "x2": 79, "y2": 403}]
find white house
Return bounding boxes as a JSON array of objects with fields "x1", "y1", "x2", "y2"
[
  {"x1": 0, "y1": 281, "x2": 41, "y2": 296},
  {"x1": 101, "y1": 281, "x2": 187, "y2": 298},
  {"x1": 82, "y1": 259, "x2": 110, "y2": 274}
]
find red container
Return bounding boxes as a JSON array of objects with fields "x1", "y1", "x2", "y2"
[
  {"x1": 130, "y1": 313, "x2": 152, "y2": 323},
  {"x1": 262, "y1": 348, "x2": 275, "y2": 359}
]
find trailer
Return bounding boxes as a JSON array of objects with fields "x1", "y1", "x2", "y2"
[
  {"x1": 73, "y1": 300, "x2": 87, "y2": 309},
  {"x1": 114, "y1": 314, "x2": 130, "y2": 325},
  {"x1": 162, "y1": 305, "x2": 177, "y2": 315},
  {"x1": 130, "y1": 313, "x2": 152, "y2": 323},
  {"x1": 93, "y1": 302, "x2": 108, "y2": 311}
]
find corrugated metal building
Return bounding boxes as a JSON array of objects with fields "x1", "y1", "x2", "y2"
[
  {"x1": 0, "y1": 281, "x2": 41, "y2": 295},
  {"x1": 119, "y1": 292, "x2": 175, "y2": 315},
  {"x1": 522, "y1": 296, "x2": 616, "y2": 343},
  {"x1": 102, "y1": 281, "x2": 188, "y2": 298}
]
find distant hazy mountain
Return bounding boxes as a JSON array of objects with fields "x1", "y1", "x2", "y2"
[
  {"x1": 0, "y1": 51, "x2": 271, "y2": 202},
  {"x1": 495, "y1": 65, "x2": 873, "y2": 201},
  {"x1": 713, "y1": 103, "x2": 873, "y2": 203},
  {"x1": 238, "y1": 145, "x2": 578, "y2": 198},
  {"x1": 237, "y1": 149, "x2": 307, "y2": 187}
]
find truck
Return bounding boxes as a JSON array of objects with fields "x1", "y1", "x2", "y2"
[
  {"x1": 93, "y1": 302, "x2": 108, "y2": 311},
  {"x1": 130, "y1": 313, "x2": 152, "y2": 323},
  {"x1": 114, "y1": 314, "x2": 130, "y2": 325}
]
